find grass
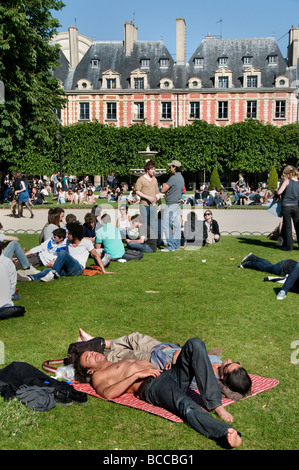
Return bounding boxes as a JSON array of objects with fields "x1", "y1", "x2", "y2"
[{"x1": 0, "y1": 233, "x2": 298, "y2": 451}]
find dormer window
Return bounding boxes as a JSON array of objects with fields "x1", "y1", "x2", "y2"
[
  {"x1": 130, "y1": 69, "x2": 148, "y2": 89},
  {"x1": 160, "y1": 58, "x2": 169, "y2": 67},
  {"x1": 242, "y1": 55, "x2": 252, "y2": 65},
  {"x1": 243, "y1": 66, "x2": 261, "y2": 88},
  {"x1": 215, "y1": 67, "x2": 233, "y2": 89},
  {"x1": 194, "y1": 57, "x2": 204, "y2": 66},
  {"x1": 188, "y1": 77, "x2": 202, "y2": 89},
  {"x1": 77, "y1": 79, "x2": 92, "y2": 90},
  {"x1": 101, "y1": 70, "x2": 121, "y2": 89},
  {"x1": 141, "y1": 59, "x2": 150, "y2": 67},
  {"x1": 268, "y1": 54, "x2": 278, "y2": 64},
  {"x1": 218, "y1": 56, "x2": 228, "y2": 65},
  {"x1": 160, "y1": 78, "x2": 174, "y2": 89},
  {"x1": 91, "y1": 59, "x2": 99, "y2": 68}
]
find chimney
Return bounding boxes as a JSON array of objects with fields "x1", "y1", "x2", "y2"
[
  {"x1": 176, "y1": 18, "x2": 186, "y2": 63},
  {"x1": 68, "y1": 25, "x2": 79, "y2": 68},
  {"x1": 124, "y1": 21, "x2": 138, "y2": 55},
  {"x1": 287, "y1": 25, "x2": 299, "y2": 67}
]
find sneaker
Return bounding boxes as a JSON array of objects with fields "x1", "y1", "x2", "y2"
[
  {"x1": 240, "y1": 253, "x2": 253, "y2": 267},
  {"x1": 54, "y1": 390, "x2": 73, "y2": 407},
  {"x1": 17, "y1": 272, "x2": 32, "y2": 282},
  {"x1": 276, "y1": 290, "x2": 286, "y2": 300},
  {"x1": 18, "y1": 265, "x2": 39, "y2": 276},
  {"x1": 40, "y1": 271, "x2": 55, "y2": 282},
  {"x1": 160, "y1": 248, "x2": 174, "y2": 252},
  {"x1": 70, "y1": 389, "x2": 88, "y2": 406}
]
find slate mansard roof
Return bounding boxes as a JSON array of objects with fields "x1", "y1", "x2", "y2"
[{"x1": 53, "y1": 34, "x2": 297, "y2": 92}]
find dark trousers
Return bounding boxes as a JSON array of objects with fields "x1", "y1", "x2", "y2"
[
  {"x1": 281, "y1": 205, "x2": 299, "y2": 250},
  {"x1": 139, "y1": 338, "x2": 235, "y2": 441}
]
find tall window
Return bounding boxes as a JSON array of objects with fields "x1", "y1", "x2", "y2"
[
  {"x1": 134, "y1": 77, "x2": 144, "y2": 89},
  {"x1": 190, "y1": 102, "x2": 200, "y2": 119},
  {"x1": 107, "y1": 102, "x2": 117, "y2": 120},
  {"x1": 218, "y1": 101, "x2": 228, "y2": 119},
  {"x1": 162, "y1": 102, "x2": 172, "y2": 119},
  {"x1": 133, "y1": 102, "x2": 144, "y2": 120},
  {"x1": 275, "y1": 101, "x2": 286, "y2": 119},
  {"x1": 107, "y1": 78, "x2": 116, "y2": 89},
  {"x1": 247, "y1": 76, "x2": 258, "y2": 88},
  {"x1": 218, "y1": 76, "x2": 229, "y2": 88},
  {"x1": 79, "y1": 103, "x2": 90, "y2": 120},
  {"x1": 247, "y1": 101, "x2": 257, "y2": 119}
]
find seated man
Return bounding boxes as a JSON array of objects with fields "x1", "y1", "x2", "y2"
[
  {"x1": 18, "y1": 221, "x2": 112, "y2": 282},
  {"x1": 0, "y1": 242, "x2": 25, "y2": 318},
  {"x1": 75, "y1": 337, "x2": 243, "y2": 448},
  {"x1": 240, "y1": 253, "x2": 299, "y2": 300},
  {"x1": 95, "y1": 214, "x2": 125, "y2": 261},
  {"x1": 74, "y1": 329, "x2": 252, "y2": 397},
  {"x1": 125, "y1": 214, "x2": 157, "y2": 253},
  {"x1": 13, "y1": 228, "x2": 67, "y2": 275}
]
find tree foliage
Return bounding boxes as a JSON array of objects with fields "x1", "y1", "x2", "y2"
[{"x1": 0, "y1": 0, "x2": 66, "y2": 162}]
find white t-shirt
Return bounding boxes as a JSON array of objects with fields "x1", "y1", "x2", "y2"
[
  {"x1": 67, "y1": 238, "x2": 94, "y2": 269},
  {"x1": 0, "y1": 254, "x2": 16, "y2": 304}
]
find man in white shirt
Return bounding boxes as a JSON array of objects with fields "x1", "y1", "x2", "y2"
[{"x1": 18, "y1": 222, "x2": 112, "y2": 282}]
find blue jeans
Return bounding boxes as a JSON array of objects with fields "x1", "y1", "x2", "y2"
[
  {"x1": 3, "y1": 241, "x2": 30, "y2": 269},
  {"x1": 162, "y1": 204, "x2": 181, "y2": 250},
  {"x1": 127, "y1": 241, "x2": 153, "y2": 253},
  {"x1": 139, "y1": 338, "x2": 236, "y2": 441},
  {"x1": 243, "y1": 255, "x2": 287, "y2": 275},
  {"x1": 30, "y1": 250, "x2": 83, "y2": 280},
  {"x1": 281, "y1": 262, "x2": 299, "y2": 294}
]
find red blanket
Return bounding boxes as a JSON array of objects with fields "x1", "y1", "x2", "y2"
[{"x1": 73, "y1": 374, "x2": 279, "y2": 423}]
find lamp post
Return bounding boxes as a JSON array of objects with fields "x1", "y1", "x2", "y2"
[{"x1": 55, "y1": 129, "x2": 62, "y2": 179}]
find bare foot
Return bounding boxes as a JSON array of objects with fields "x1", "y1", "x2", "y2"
[
  {"x1": 214, "y1": 405, "x2": 233, "y2": 422},
  {"x1": 77, "y1": 328, "x2": 94, "y2": 342},
  {"x1": 226, "y1": 428, "x2": 242, "y2": 448}
]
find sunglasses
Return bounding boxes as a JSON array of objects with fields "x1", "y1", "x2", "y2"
[{"x1": 204, "y1": 213, "x2": 212, "y2": 216}]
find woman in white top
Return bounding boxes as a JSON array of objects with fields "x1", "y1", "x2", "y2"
[{"x1": 116, "y1": 204, "x2": 131, "y2": 239}]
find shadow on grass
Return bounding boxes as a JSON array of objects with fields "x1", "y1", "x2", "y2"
[{"x1": 237, "y1": 237, "x2": 281, "y2": 250}]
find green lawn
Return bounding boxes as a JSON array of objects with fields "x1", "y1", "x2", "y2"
[{"x1": 0, "y1": 234, "x2": 298, "y2": 451}]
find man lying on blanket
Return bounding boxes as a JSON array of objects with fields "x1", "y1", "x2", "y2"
[
  {"x1": 72, "y1": 329, "x2": 252, "y2": 399},
  {"x1": 74, "y1": 336, "x2": 244, "y2": 448}
]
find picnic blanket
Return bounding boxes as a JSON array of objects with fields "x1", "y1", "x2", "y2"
[{"x1": 72, "y1": 374, "x2": 279, "y2": 423}]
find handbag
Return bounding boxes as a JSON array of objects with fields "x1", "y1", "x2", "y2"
[{"x1": 268, "y1": 200, "x2": 282, "y2": 217}]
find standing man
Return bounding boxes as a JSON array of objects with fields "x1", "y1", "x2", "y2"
[
  {"x1": 160, "y1": 160, "x2": 185, "y2": 252},
  {"x1": 135, "y1": 160, "x2": 160, "y2": 235}
]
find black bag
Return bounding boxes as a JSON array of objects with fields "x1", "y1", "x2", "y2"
[
  {"x1": 122, "y1": 249, "x2": 144, "y2": 261},
  {"x1": 66, "y1": 337, "x2": 105, "y2": 364}
]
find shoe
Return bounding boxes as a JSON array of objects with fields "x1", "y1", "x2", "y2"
[
  {"x1": 12, "y1": 292, "x2": 21, "y2": 300},
  {"x1": 276, "y1": 290, "x2": 286, "y2": 300},
  {"x1": 54, "y1": 390, "x2": 73, "y2": 407},
  {"x1": 70, "y1": 389, "x2": 88, "y2": 405},
  {"x1": 18, "y1": 265, "x2": 40, "y2": 276},
  {"x1": 240, "y1": 253, "x2": 253, "y2": 267},
  {"x1": 160, "y1": 248, "x2": 174, "y2": 252},
  {"x1": 17, "y1": 272, "x2": 32, "y2": 282},
  {"x1": 40, "y1": 271, "x2": 55, "y2": 282}
]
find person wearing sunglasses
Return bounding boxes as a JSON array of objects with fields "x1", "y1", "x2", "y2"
[{"x1": 203, "y1": 210, "x2": 220, "y2": 245}]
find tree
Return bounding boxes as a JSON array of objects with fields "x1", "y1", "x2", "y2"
[
  {"x1": 0, "y1": 0, "x2": 66, "y2": 168},
  {"x1": 208, "y1": 167, "x2": 221, "y2": 191},
  {"x1": 267, "y1": 165, "x2": 279, "y2": 192}
]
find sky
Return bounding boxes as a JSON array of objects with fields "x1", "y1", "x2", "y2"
[{"x1": 54, "y1": 0, "x2": 299, "y2": 60}]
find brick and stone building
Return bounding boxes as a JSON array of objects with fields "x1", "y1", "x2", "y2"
[{"x1": 51, "y1": 18, "x2": 299, "y2": 128}]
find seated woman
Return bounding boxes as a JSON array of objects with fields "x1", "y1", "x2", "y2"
[
  {"x1": 203, "y1": 210, "x2": 220, "y2": 244},
  {"x1": 66, "y1": 189, "x2": 76, "y2": 204},
  {"x1": 116, "y1": 204, "x2": 131, "y2": 239},
  {"x1": 83, "y1": 189, "x2": 96, "y2": 205},
  {"x1": 57, "y1": 188, "x2": 66, "y2": 204}
]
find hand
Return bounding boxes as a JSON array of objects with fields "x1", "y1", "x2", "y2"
[{"x1": 164, "y1": 363, "x2": 172, "y2": 370}]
